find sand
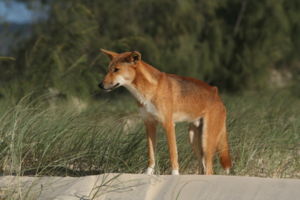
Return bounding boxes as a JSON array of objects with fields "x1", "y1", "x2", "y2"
[{"x1": 0, "y1": 174, "x2": 299, "y2": 200}]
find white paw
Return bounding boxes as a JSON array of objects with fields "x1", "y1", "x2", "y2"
[
  {"x1": 145, "y1": 167, "x2": 154, "y2": 175},
  {"x1": 171, "y1": 169, "x2": 179, "y2": 175},
  {"x1": 225, "y1": 168, "x2": 230, "y2": 175}
]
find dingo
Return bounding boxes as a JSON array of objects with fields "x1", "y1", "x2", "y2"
[{"x1": 99, "y1": 49, "x2": 232, "y2": 175}]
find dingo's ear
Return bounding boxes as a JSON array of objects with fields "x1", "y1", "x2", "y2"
[
  {"x1": 126, "y1": 51, "x2": 141, "y2": 63},
  {"x1": 100, "y1": 49, "x2": 118, "y2": 60},
  {"x1": 132, "y1": 51, "x2": 141, "y2": 62}
]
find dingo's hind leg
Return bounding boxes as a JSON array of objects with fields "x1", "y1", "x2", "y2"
[
  {"x1": 202, "y1": 107, "x2": 226, "y2": 175},
  {"x1": 189, "y1": 118, "x2": 204, "y2": 174},
  {"x1": 202, "y1": 105, "x2": 232, "y2": 175}
]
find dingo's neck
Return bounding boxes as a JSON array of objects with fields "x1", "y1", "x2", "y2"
[{"x1": 124, "y1": 61, "x2": 161, "y2": 104}]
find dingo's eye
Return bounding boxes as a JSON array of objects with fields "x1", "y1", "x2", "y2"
[{"x1": 113, "y1": 68, "x2": 119, "y2": 72}]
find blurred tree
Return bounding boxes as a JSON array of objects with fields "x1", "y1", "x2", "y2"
[{"x1": 1, "y1": 0, "x2": 300, "y2": 98}]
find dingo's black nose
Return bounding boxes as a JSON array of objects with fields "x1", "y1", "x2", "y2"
[{"x1": 98, "y1": 82, "x2": 104, "y2": 89}]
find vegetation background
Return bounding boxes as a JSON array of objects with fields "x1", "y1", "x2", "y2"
[
  {"x1": 1, "y1": 0, "x2": 300, "y2": 98},
  {"x1": 0, "y1": 0, "x2": 299, "y2": 181}
]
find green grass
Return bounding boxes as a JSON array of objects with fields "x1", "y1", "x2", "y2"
[{"x1": 0, "y1": 90, "x2": 299, "y2": 178}]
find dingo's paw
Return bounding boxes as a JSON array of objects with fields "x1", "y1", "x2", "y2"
[
  {"x1": 145, "y1": 167, "x2": 154, "y2": 175},
  {"x1": 172, "y1": 170, "x2": 179, "y2": 175}
]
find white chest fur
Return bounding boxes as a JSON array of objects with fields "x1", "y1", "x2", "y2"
[{"x1": 124, "y1": 85, "x2": 159, "y2": 119}]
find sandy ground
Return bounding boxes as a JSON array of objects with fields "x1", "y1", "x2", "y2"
[{"x1": 0, "y1": 174, "x2": 299, "y2": 200}]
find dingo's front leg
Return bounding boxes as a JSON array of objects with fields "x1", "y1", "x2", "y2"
[
  {"x1": 163, "y1": 120, "x2": 179, "y2": 175},
  {"x1": 144, "y1": 119, "x2": 157, "y2": 175}
]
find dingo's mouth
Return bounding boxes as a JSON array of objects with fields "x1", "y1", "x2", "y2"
[{"x1": 103, "y1": 83, "x2": 120, "y2": 92}]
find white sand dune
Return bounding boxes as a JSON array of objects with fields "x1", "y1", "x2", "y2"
[{"x1": 0, "y1": 174, "x2": 299, "y2": 200}]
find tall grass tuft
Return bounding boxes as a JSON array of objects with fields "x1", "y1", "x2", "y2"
[{"x1": 0, "y1": 90, "x2": 299, "y2": 178}]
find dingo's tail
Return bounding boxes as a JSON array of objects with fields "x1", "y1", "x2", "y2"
[{"x1": 218, "y1": 130, "x2": 232, "y2": 174}]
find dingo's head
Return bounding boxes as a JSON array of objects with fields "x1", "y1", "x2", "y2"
[{"x1": 99, "y1": 49, "x2": 141, "y2": 91}]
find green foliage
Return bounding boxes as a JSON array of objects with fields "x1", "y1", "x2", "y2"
[{"x1": 1, "y1": 0, "x2": 300, "y2": 98}]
